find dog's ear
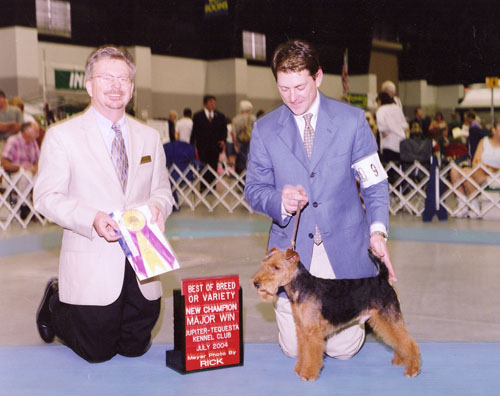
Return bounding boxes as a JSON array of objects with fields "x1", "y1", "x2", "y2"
[
  {"x1": 285, "y1": 249, "x2": 299, "y2": 262},
  {"x1": 265, "y1": 248, "x2": 278, "y2": 259}
]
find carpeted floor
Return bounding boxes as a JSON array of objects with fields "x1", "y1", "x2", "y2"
[{"x1": 1, "y1": 343, "x2": 498, "y2": 396}]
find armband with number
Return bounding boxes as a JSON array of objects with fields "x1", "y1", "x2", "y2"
[{"x1": 351, "y1": 152, "x2": 388, "y2": 188}]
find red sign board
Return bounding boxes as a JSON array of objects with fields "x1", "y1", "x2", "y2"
[{"x1": 181, "y1": 275, "x2": 241, "y2": 371}]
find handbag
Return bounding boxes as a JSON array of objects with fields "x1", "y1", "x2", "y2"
[{"x1": 399, "y1": 137, "x2": 433, "y2": 164}]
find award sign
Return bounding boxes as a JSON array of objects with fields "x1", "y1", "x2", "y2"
[{"x1": 166, "y1": 275, "x2": 243, "y2": 373}]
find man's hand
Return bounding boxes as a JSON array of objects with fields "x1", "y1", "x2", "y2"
[
  {"x1": 93, "y1": 211, "x2": 120, "y2": 242},
  {"x1": 370, "y1": 234, "x2": 397, "y2": 282},
  {"x1": 149, "y1": 204, "x2": 165, "y2": 233},
  {"x1": 282, "y1": 185, "x2": 308, "y2": 214}
]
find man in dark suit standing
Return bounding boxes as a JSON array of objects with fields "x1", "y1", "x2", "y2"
[{"x1": 190, "y1": 95, "x2": 227, "y2": 191}]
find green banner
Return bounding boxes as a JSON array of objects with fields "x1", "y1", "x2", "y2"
[
  {"x1": 347, "y1": 93, "x2": 368, "y2": 109},
  {"x1": 54, "y1": 69, "x2": 86, "y2": 91}
]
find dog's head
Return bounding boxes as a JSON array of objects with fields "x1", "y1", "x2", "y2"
[{"x1": 252, "y1": 247, "x2": 300, "y2": 302}]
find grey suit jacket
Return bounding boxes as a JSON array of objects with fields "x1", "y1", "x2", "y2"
[{"x1": 245, "y1": 93, "x2": 389, "y2": 279}]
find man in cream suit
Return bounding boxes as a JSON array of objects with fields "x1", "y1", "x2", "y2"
[
  {"x1": 34, "y1": 46, "x2": 174, "y2": 362},
  {"x1": 245, "y1": 39, "x2": 396, "y2": 361}
]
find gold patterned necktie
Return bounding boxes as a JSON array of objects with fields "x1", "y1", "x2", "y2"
[
  {"x1": 303, "y1": 113, "x2": 322, "y2": 245},
  {"x1": 303, "y1": 113, "x2": 314, "y2": 159},
  {"x1": 111, "y1": 123, "x2": 129, "y2": 193}
]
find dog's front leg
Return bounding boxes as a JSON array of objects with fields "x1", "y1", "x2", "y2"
[
  {"x1": 297, "y1": 324, "x2": 325, "y2": 381},
  {"x1": 294, "y1": 318, "x2": 305, "y2": 378}
]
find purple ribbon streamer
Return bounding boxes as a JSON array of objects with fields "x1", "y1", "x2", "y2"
[{"x1": 141, "y1": 224, "x2": 176, "y2": 268}]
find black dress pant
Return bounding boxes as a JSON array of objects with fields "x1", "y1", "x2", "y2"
[
  {"x1": 198, "y1": 150, "x2": 219, "y2": 192},
  {"x1": 50, "y1": 260, "x2": 161, "y2": 363},
  {"x1": 382, "y1": 148, "x2": 401, "y2": 185}
]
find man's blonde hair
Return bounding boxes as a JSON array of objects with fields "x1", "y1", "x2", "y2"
[{"x1": 85, "y1": 46, "x2": 136, "y2": 82}]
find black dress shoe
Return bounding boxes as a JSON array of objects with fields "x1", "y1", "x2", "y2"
[{"x1": 36, "y1": 278, "x2": 58, "y2": 343}]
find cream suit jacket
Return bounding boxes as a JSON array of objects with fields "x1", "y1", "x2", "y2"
[{"x1": 34, "y1": 108, "x2": 174, "y2": 306}]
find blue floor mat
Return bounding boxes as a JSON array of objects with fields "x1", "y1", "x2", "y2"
[{"x1": 1, "y1": 343, "x2": 498, "y2": 396}]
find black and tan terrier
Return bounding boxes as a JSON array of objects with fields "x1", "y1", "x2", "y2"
[{"x1": 252, "y1": 248, "x2": 421, "y2": 381}]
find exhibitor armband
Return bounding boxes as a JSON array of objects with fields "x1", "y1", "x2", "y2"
[{"x1": 351, "y1": 152, "x2": 388, "y2": 188}]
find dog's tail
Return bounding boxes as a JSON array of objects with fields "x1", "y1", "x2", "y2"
[{"x1": 368, "y1": 248, "x2": 389, "y2": 280}]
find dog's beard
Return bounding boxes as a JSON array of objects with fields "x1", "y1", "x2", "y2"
[{"x1": 256, "y1": 287, "x2": 278, "y2": 302}]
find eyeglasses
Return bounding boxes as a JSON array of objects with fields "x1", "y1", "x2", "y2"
[{"x1": 92, "y1": 74, "x2": 132, "y2": 85}]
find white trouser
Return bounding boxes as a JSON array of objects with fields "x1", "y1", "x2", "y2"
[{"x1": 274, "y1": 242, "x2": 365, "y2": 359}]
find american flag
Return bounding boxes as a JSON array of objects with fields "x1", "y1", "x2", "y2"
[{"x1": 342, "y1": 48, "x2": 349, "y2": 96}]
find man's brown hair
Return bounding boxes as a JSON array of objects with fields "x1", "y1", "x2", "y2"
[{"x1": 271, "y1": 39, "x2": 321, "y2": 80}]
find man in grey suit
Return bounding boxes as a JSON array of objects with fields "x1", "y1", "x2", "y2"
[{"x1": 245, "y1": 39, "x2": 396, "y2": 360}]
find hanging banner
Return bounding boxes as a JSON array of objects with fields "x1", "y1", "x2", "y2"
[
  {"x1": 54, "y1": 69, "x2": 86, "y2": 91},
  {"x1": 166, "y1": 275, "x2": 243, "y2": 373},
  {"x1": 204, "y1": 0, "x2": 229, "y2": 17},
  {"x1": 347, "y1": 93, "x2": 368, "y2": 109}
]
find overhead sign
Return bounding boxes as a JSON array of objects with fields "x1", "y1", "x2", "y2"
[
  {"x1": 486, "y1": 77, "x2": 499, "y2": 89},
  {"x1": 54, "y1": 69, "x2": 86, "y2": 91},
  {"x1": 204, "y1": 0, "x2": 228, "y2": 17},
  {"x1": 166, "y1": 275, "x2": 243, "y2": 373}
]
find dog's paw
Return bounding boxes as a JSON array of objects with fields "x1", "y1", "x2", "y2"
[
  {"x1": 294, "y1": 364, "x2": 320, "y2": 381},
  {"x1": 404, "y1": 360, "x2": 421, "y2": 377},
  {"x1": 404, "y1": 366, "x2": 420, "y2": 377}
]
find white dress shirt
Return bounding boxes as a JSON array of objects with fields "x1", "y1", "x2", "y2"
[{"x1": 91, "y1": 106, "x2": 130, "y2": 160}]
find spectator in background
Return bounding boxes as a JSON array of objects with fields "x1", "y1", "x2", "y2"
[
  {"x1": 190, "y1": 95, "x2": 227, "y2": 192},
  {"x1": 8, "y1": 97, "x2": 35, "y2": 123},
  {"x1": 225, "y1": 117, "x2": 236, "y2": 171},
  {"x1": 8, "y1": 96, "x2": 46, "y2": 147},
  {"x1": 365, "y1": 111, "x2": 377, "y2": 137},
  {"x1": 1, "y1": 121, "x2": 40, "y2": 175},
  {"x1": 167, "y1": 117, "x2": 176, "y2": 143},
  {"x1": 376, "y1": 92, "x2": 408, "y2": 164},
  {"x1": 2, "y1": 121, "x2": 40, "y2": 218},
  {"x1": 168, "y1": 109, "x2": 178, "y2": 126},
  {"x1": 450, "y1": 121, "x2": 500, "y2": 218},
  {"x1": 365, "y1": 110, "x2": 379, "y2": 149},
  {"x1": 381, "y1": 80, "x2": 402, "y2": 108},
  {"x1": 448, "y1": 111, "x2": 462, "y2": 134},
  {"x1": 176, "y1": 108, "x2": 193, "y2": 144},
  {"x1": 256, "y1": 109, "x2": 265, "y2": 119},
  {"x1": 428, "y1": 111, "x2": 449, "y2": 154},
  {"x1": 462, "y1": 110, "x2": 488, "y2": 160},
  {"x1": 460, "y1": 110, "x2": 481, "y2": 140},
  {"x1": 410, "y1": 107, "x2": 429, "y2": 136},
  {"x1": 0, "y1": 90, "x2": 23, "y2": 153},
  {"x1": 232, "y1": 100, "x2": 256, "y2": 174}
]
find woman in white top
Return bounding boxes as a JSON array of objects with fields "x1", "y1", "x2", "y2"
[
  {"x1": 450, "y1": 122, "x2": 500, "y2": 216},
  {"x1": 376, "y1": 92, "x2": 408, "y2": 163}
]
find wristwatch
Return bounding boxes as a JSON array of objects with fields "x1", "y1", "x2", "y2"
[{"x1": 370, "y1": 230, "x2": 388, "y2": 242}]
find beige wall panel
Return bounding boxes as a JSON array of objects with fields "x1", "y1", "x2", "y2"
[{"x1": 151, "y1": 55, "x2": 206, "y2": 95}]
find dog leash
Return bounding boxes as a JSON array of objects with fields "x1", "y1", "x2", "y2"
[{"x1": 290, "y1": 201, "x2": 305, "y2": 251}]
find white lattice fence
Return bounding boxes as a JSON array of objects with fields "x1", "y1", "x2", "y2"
[
  {"x1": 0, "y1": 168, "x2": 46, "y2": 230},
  {"x1": 168, "y1": 163, "x2": 253, "y2": 213},
  {"x1": 439, "y1": 162, "x2": 500, "y2": 218},
  {"x1": 385, "y1": 160, "x2": 500, "y2": 218},
  {"x1": 385, "y1": 161, "x2": 430, "y2": 216},
  {"x1": 2, "y1": 162, "x2": 500, "y2": 231}
]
